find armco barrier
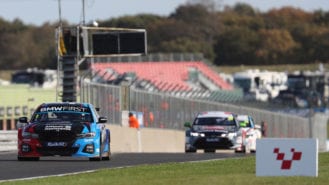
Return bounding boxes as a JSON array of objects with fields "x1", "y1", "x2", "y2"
[{"x1": 0, "y1": 125, "x2": 185, "y2": 153}]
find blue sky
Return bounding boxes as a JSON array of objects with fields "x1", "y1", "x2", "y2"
[{"x1": 0, "y1": 0, "x2": 328, "y2": 26}]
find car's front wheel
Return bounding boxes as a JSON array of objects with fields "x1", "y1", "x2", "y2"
[
  {"x1": 102, "y1": 132, "x2": 111, "y2": 161},
  {"x1": 185, "y1": 143, "x2": 197, "y2": 153},
  {"x1": 89, "y1": 137, "x2": 102, "y2": 161},
  {"x1": 185, "y1": 148, "x2": 197, "y2": 153}
]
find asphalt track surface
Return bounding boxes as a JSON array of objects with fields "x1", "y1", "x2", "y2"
[{"x1": 0, "y1": 151, "x2": 251, "y2": 182}]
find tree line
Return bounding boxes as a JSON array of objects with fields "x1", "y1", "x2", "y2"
[{"x1": 0, "y1": 2, "x2": 329, "y2": 70}]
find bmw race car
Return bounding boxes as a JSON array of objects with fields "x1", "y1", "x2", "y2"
[
  {"x1": 17, "y1": 102, "x2": 111, "y2": 161},
  {"x1": 184, "y1": 111, "x2": 239, "y2": 153},
  {"x1": 232, "y1": 114, "x2": 262, "y2": 153}
]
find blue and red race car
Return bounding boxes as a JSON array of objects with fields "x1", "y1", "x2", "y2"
[{"x1": 17, "y1": 102, "x2": 111, "y2": 161}]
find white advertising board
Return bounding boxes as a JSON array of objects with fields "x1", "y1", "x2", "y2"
[{"x1": 256, "y1": 138, "x2": 318, "y2": 177}]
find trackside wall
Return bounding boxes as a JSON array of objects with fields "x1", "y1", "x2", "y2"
[{"x1": 107, "y1": 125, "x2": 184, "y2": 153}]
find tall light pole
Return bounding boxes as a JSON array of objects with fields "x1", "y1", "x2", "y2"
[
  {"x1": 82, "y1": 0, "x2": 85, "y2": 25},
  {"x1": 58, "y1": 0, "x2": 62, "y2": 27},
  {"x1": 58, "y1": 0, "x2": 86, "y2": 26}
]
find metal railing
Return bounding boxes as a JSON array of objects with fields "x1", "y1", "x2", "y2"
[
  {"x1": 80, "y1": 81, "x2": 328, "y2": 151},
  {"x1": 93, "y1": 53, "x2": 206, "y2": 63}
]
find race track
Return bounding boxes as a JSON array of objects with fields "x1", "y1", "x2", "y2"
[{"x1": 0, "y1": 151, "x2": 249, "y2": 182}]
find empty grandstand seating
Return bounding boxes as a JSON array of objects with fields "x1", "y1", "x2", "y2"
[
  {"x1": 91, "y1": 61, "x2": 242, "y2": 102},
  {"x1": 92, "y1": 61, "x2": 232, "y2": 90}
]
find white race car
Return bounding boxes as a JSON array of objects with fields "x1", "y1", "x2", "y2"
[{"x1": 233, "y1": 115, "x2": 262, "y2": 153}]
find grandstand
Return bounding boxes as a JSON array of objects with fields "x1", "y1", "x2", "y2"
[{"x1": 90, "y1": 60, "x2": 243, "y2": 102}]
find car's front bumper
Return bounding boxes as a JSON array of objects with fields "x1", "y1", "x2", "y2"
[
  {"x1": 186, "y1": 136, "x2": 234, "y2": 150},
  {"x1": 18, "y1": 138, "x2": 100, "y2": 158}
]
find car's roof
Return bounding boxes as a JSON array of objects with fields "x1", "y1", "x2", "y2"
[
  {"x1": 196, "y1": 111, "x2": 235, "y2": 118},
  {"x1": 39, "y1": 102, "x2": 91, "y2": 107},
  {"x1": 236, "y1": 115, "x2": 249, "y2": 121}
]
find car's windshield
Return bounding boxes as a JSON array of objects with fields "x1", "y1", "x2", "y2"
[
  {"x1": 31, "y1": 112, "x2": 93, "y2": 123},
  {"x1": 238, "y1": 120, "x2": 250, "y2": 127},
  {"x1": 194, "y1": 117, "x2": 236, "y2": 126}
]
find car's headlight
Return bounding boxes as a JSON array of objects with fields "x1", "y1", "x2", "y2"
[
  {"x1": 77, "y1": 132, "x2": 96, "y2": 138},
  {"x1": 22, "y1": 131, "x2": 39, "y2": 139},
  {"x1": 190, "y1": 132, "x2": 205, "y2": 137},
  {"x1": 190, "y1": 132, "x2": 198, "y2": 137},
  {"x1": 227, "y1": 132, "x2": 237, "y2": 139},
  {"x1": 221, "y1": 133, "x2": 228, "y2": 137}
]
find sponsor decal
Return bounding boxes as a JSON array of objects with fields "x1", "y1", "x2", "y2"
[
  {"x1": 202, "y1": 126, "x2": 225, "y2": 131},
  {"x1": 40, "y1": 106, "x2": 88, "y2": 113},
  {"x1": 47, "y1": 142, "x2": 67, "y2": 147},
  {"x1": 45, "y1": 125, "x2": 72, "y2": 131}
]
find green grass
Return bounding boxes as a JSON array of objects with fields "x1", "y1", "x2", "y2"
[
  {"x1": 2, "y1": 152, "x2": 329, "y2": 185},
  {"x1": 0, "y1": 85, "x2": 57, "y2": 118},
  {"x1": 0, "y1": 85, "x2": 56, "y2": 107}
]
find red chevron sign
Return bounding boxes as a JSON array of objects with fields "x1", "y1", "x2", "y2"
[{"x1": 273, "y1": 148, "x2": 302, "y2": 169}]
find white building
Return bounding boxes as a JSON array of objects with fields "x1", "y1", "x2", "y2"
[{"x1": 233, "y1": 69, "x2": 288, "y2": 102}]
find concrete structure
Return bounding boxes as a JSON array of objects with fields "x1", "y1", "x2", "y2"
[{"x1": 108, "y1": 125, "x2": 184, "y2": 153}]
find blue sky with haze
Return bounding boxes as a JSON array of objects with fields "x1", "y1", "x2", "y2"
[{"x1": 0, "y1": 0, "x2": 328, "y2": 26}]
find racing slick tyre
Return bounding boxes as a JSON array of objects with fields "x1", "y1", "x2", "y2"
[
  {"x1": 185, "y1": 144, "x2": 197, "y2": 153},
  {"x1": 204, "y1": 149, "x2": 216, "y2": 153},
  {"x1": 185, "y1": 148, "x2": 197, "y2": 153},
  {"x1": 89, "y1": 137, "x2": 102, "y2": 161},
  {"x1": 17, "y1": 156, "x2": 40, "y2": 161},
  {"x1": 102, "y1": 151, "x2": 111, "y2": 161},
  {"x1": 234, "y1": 149, "x2": 244, "y2": 153},
  {"x1": 101, "y1": 134, "x2": 111, "y2": 161},
  {"x1": 244, "y1": 144, "x2": 251, "y2": 154},
  {"x1": 89, "y1": 157, "x2": 101, "y2": 161},
  {"x1": 234, "y1": 146, "x2": 245, "y2": 153}
]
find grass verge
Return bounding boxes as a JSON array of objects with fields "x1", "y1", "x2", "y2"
[
  {"x1": 0, "y1": 85, "x2": 56, "y2": 108},
  {"x1": 2, "y1": 152, "x2": 329, "y2": 185}
]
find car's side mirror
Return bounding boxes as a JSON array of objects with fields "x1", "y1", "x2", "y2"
[
  {"x1": 18, "y1": 117, "x2": 28, "y2": 123},
  {"x1": 17, "y1": 117, "x2": 28, "y2": 129},
  {"x1": 184, "y1": 122, "x2": 192, "y2": 128},
  {"x1": 98, "y1": 117, "x2": 107, "y2": 123}
]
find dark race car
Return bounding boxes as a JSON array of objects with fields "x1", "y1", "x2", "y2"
[
  {"x1": 184, "y1": 111, "x2": 239, "y2": 153},
  {"x1": 17, "y1": 102, "x2": 111, "y2": 161}
]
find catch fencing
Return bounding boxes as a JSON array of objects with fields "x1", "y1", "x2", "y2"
[{"x1": 80, "y1": 81, "x2": 328, "y2": 151}]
